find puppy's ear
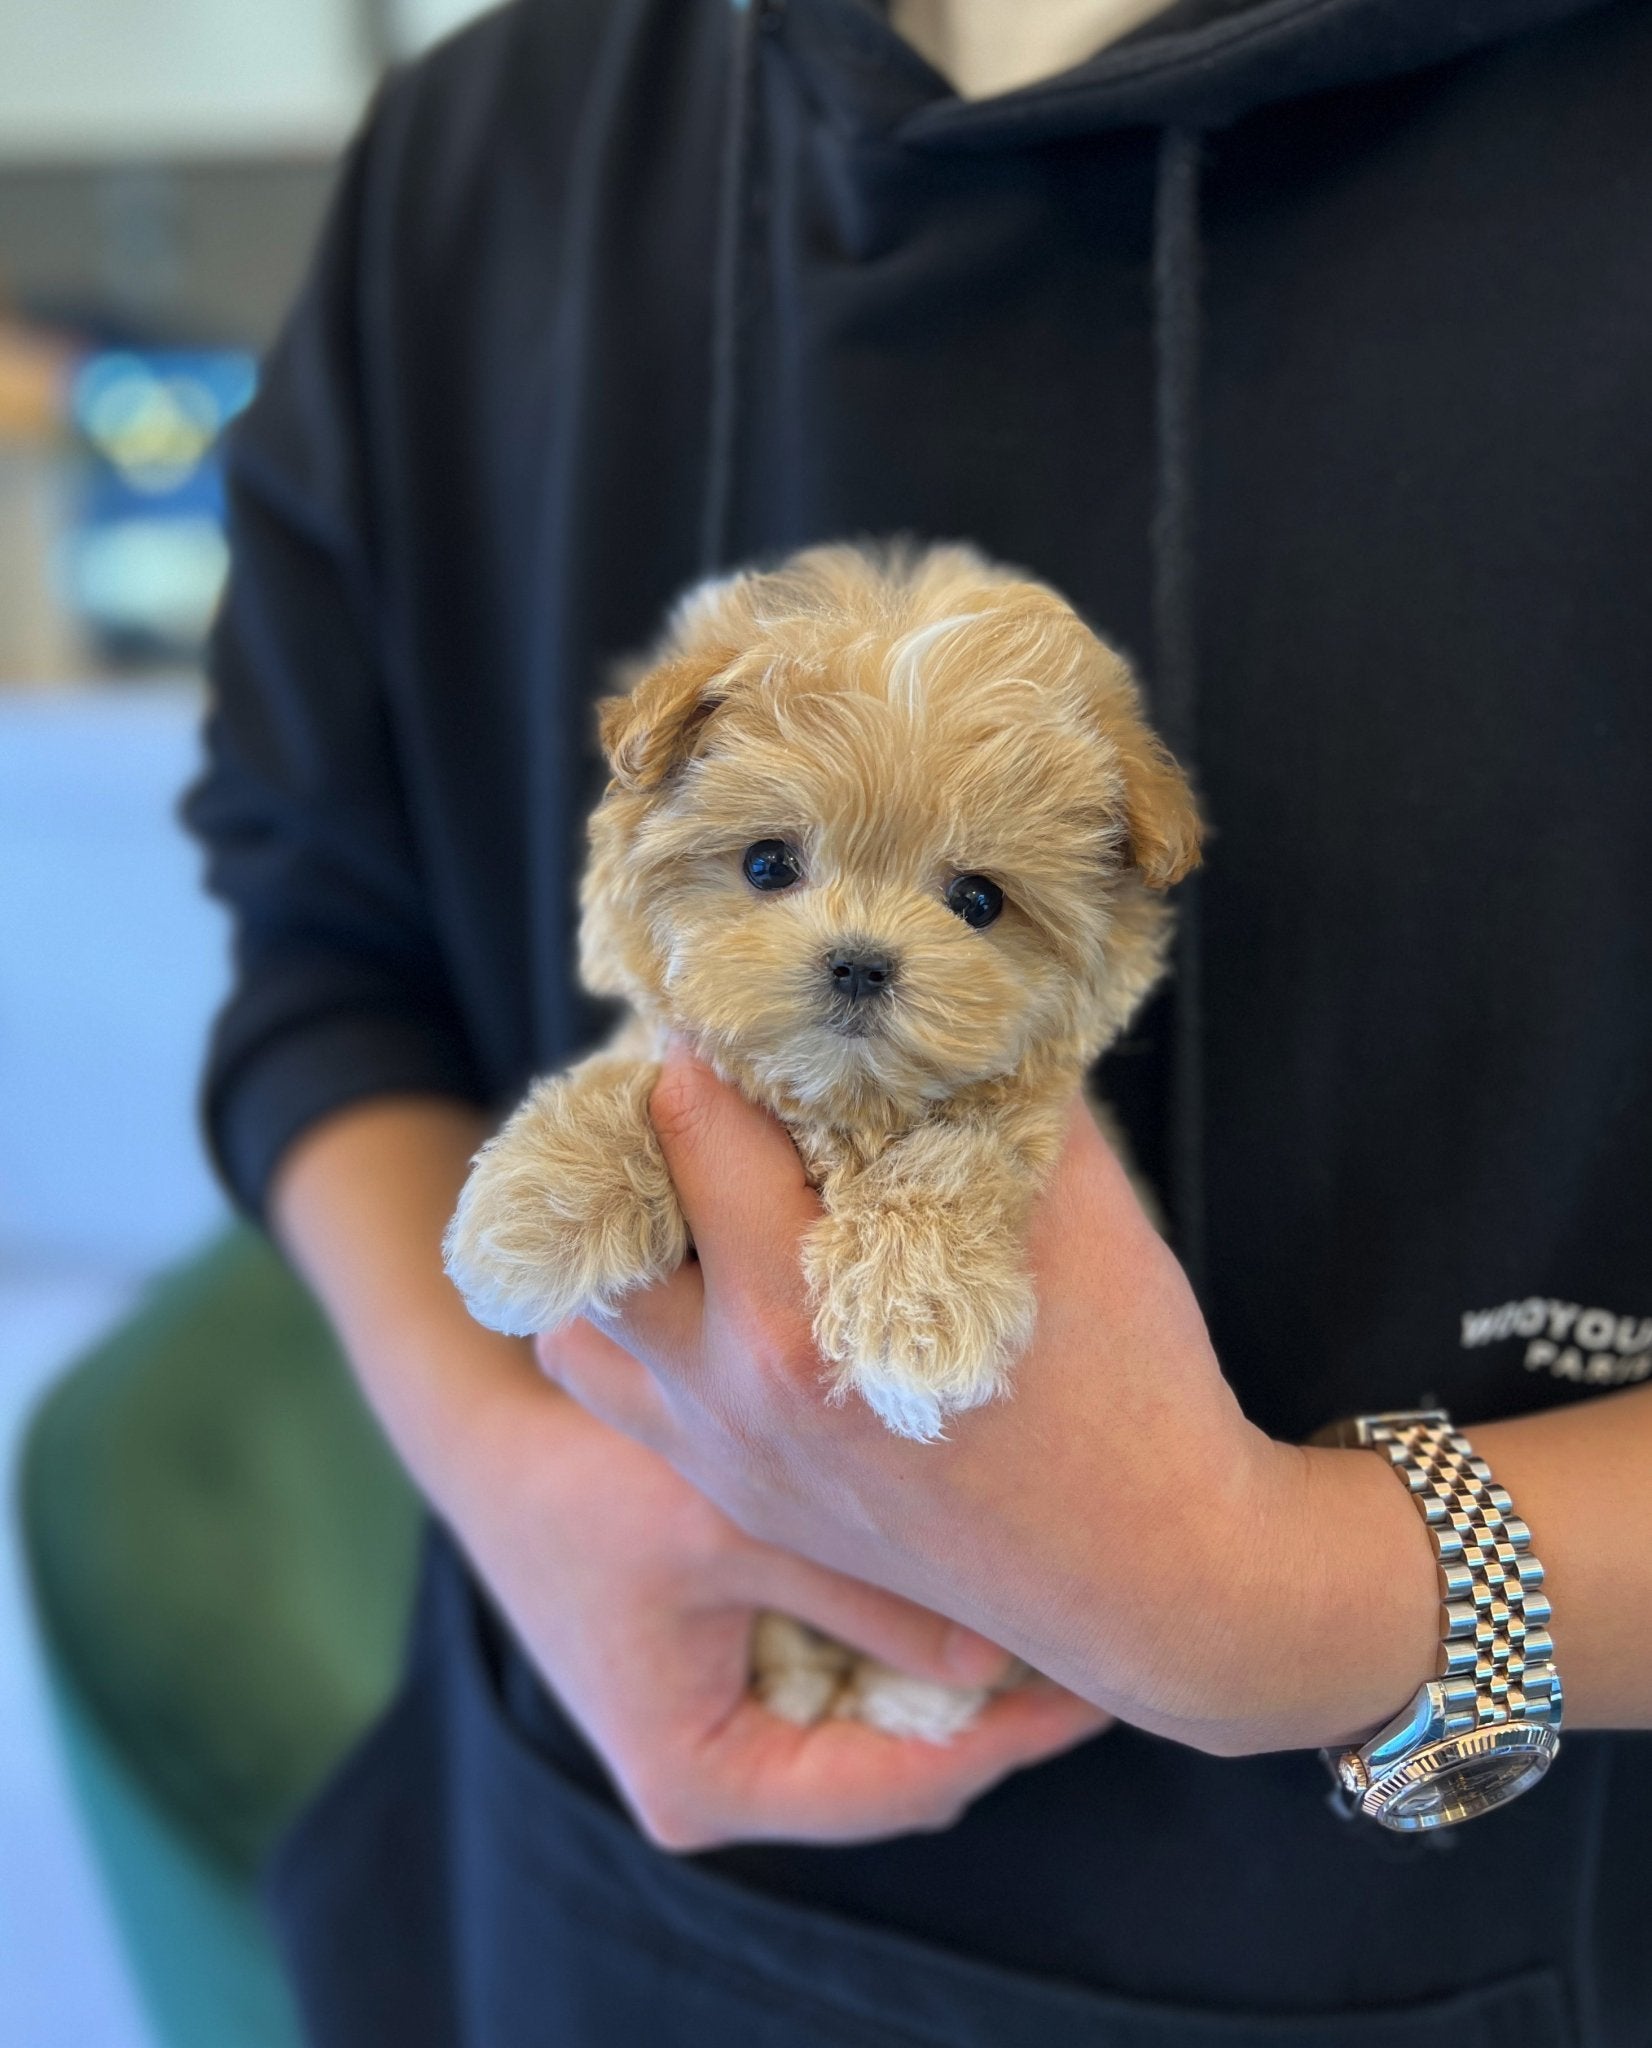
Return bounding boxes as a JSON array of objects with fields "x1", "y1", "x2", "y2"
[
  {"x1": 1073, "y1": 634, "x2": 1202, "y2": 889},
  {"x1": 1111, "y1": 719, "x2": 1203, "y2": 889},
  {"x1": 992, "y1": 584, "x2": 1203, "y2": 891},
  {"x1": 598, "y1": 647, "x2": 734, "y2": 792}
]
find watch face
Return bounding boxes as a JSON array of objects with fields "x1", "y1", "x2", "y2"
[{"x1": 1370, "y1": 1728, "x2": 1559, "y2": 1831}]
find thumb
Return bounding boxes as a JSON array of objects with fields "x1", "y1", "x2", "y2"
[
  {"x1": 749, "y1": 1547, "x2": 1020, "y2": 1690},
  {"x1": 693, "y1": 1682, "x2": 1111, "y2": 1847},
  {"x1": 648, "y1": 1045, "x2": 820, "y2": 1306}
]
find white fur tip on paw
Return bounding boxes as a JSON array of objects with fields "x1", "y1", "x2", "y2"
[
  {"x1": 855, "y1": 1376, "x2": 950, "y2": 1442},
  {"x1": 847, "y1": 1667, "x2": 989, "y2": 1742},
  {"x1": 842, "y1": 1358, "x2": 1012, "y2": 1442}
]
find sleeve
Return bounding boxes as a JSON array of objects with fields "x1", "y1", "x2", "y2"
[{"x1": 178, "y1": 90, "x2": 486, "y2": 1230}]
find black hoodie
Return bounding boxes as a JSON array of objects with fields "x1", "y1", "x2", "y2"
[{"x1": 181, "y1": 1, "x2": 1652, "y2": 2040}]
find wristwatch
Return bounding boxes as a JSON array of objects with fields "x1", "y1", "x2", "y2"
[{"x1": 1309, "y1": 1408, "x2": 1563, "y2": 1831}]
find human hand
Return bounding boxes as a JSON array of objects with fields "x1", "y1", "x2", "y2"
[
  {"x1": 534, "y1": 1050, "x2": 1440, "y2": 1759},
  {"x1": 448, "y1": 1378, "x2": 1110, "y2": 1851}
]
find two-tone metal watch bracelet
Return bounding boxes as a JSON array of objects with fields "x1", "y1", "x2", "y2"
[{"x1": 1315, "y1": 1410, "x2": 1563, "y2": 1828}]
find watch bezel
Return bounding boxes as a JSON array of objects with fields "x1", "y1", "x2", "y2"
[{"x1": 1360, "y1": 1723, "x2": 1561, "y2": 1831}]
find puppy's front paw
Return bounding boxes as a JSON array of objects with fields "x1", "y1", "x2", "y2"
[
  {"x1": 803, "y1": 1204, "x2": 1035, "y2": 1441},
  {"x1": 751, "y1": 1613, "x2": 988, "y2": 1740},
  {"x1": 443, "y1": 1059, "x2": 686, "y2": 1335},
  {"x1": 750, "y1": 1613, "x2": 858, "y2": 1726}
]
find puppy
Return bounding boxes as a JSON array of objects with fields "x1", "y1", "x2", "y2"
[{"x1": 444, "y1": 541, "x2": 1200, "y2": 1736}]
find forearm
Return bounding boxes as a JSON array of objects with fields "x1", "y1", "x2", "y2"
[
  {"x1": 1466, "y1": 1390, "x2": 1652, "y2": 1729},
  {"x1": 1221, "y1": 1387, "x2": 1652, "y2": 1758},
  {"x1": 267, "y1": 1093, "x2": 545, "y2": 1526}
]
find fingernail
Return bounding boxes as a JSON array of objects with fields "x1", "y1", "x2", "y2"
[{"x1": 943, "y1": 1625, "x2": 1013, "y2": 1686}]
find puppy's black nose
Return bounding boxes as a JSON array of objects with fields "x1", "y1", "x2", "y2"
[{"x1": 827, "y1": 948, "x2": 896, "y2": 1002}]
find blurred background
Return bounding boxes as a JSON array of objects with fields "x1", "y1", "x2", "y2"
[{"x1": 2, "y1": 6, "x2": 492, "y2": 2043}]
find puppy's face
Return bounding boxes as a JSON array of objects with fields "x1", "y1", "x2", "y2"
[{"x1": 583, "y1": 545, "x2": 1199, "y2": 1121}]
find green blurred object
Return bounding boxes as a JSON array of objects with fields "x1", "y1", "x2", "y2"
[{"x1": 17, "y1": 1223, "x2": 423, "y2": 2048}]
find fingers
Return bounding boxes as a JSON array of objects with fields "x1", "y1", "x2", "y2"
[
  {"x1": 749, "y1": 1550, "x2": 1017, "y2": 1690},
  {"x1": 900, "y1": 1678, "x2": 1113, "y2": 1806},
  {"x1": 682, "y1": 1681, "x2": 1111, "y2": 1848},
  {"x1": 646, "y1": 1046, "x2": 820, "y2": 1313},
  {"x1": 589, "y1": 1259, "x2": 705, "y2": 1381},
  {"x1": 534, "y1": 1317, "x2": 675, "y2": 1448}
]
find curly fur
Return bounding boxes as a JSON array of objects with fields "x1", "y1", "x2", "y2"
[{"x1": 444, "y1": 540, "x2": 1200, "y2": 1735}]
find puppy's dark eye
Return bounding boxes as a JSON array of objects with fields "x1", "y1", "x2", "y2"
[
  {"x1": 742, "y1": 839, "x2": 804, "y2": 892},
  {"x1": 946, "y1": 874, "x2": 1004, "y2": 929}
]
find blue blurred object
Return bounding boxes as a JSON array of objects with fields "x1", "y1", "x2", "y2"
[{"x1": 58, "y1": 350, "x2": 256, "y2": 661}]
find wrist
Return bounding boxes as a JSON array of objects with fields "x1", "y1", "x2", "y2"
[{"x1": 1168, "y1": 1433, "x2": 1440, "y2": 1758}]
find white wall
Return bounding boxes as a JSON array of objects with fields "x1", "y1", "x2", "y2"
[
  {"x1": 0, "y1": 0, "x2": 498, "y2": 163},
  {"x1": 393, "y1": 0, "x2": 502, "y2": 59},
  {"x1": 0, "y1": 685, "x2": 231, "y2": 1268}
]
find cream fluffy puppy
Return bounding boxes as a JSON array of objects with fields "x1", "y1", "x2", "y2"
[{"x1": 444, "y1": 540, "x2": 1200, "y2": 1735}]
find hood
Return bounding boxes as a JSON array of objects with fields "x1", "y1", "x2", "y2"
[{"x1": 780, "y1": 0, "x2": 1618, "y2": 143}]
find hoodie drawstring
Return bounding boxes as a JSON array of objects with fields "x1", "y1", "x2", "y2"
[
  {"x1": 702, "y1": 0, "x2": 766, "y2": 577},
  {"x1": 1150, "y1": 123, "x2": 1208, "y2": 1299}
]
